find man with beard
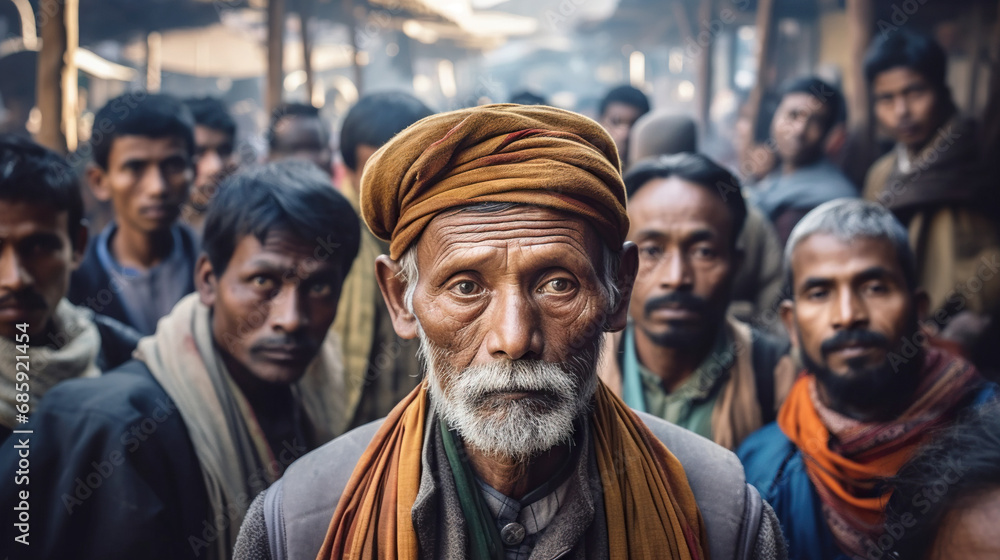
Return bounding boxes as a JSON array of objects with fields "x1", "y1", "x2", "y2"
[
  {"x1": 182, "y1": 97, "x2": 238, "y2": 235},
  {"x1": 0, "y1": 162, "x2": 359, "y2": 560},
  {"x1": 737, "y1": 199, "x2": 997, "y2": 560},
  {"x1": 598, "y1": 153, "x2": 792, "y2": 451},
  {"x1": 0, "y1": 136, "x2": 140, "y2": 443},
  {"x1": 235, "y1": 105, "x2": 786, "y2": 560}
]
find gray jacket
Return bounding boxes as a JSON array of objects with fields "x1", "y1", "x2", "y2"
[{"x1": 234, "y1": 411, "x2": 786, "y2": 560}]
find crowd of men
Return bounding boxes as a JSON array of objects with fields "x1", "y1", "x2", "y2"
[{"x1": 0, "y1": 28, "x2": 997, "y2": 560}]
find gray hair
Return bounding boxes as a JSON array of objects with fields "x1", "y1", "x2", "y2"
[
  {"x1": 783, "y1": 199, "x2": 917, "y2": 293},
  {"x1": 397, "y1": 203, "x2": 622, "y2": 316}
]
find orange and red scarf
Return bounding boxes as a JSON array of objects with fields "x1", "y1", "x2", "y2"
[{"x1": 778, "y1": 346, "x2": 985, "y2": 557}]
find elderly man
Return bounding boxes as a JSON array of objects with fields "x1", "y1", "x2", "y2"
[
  {"x1": 0, "y1": 162, "x2": 359, "y2": 560},
  {"x1": 738, "y1": 199, "x2": 996, "y2": 560},
  {"x1": 235, "y1": 105, "x2": 785, "y2": 560}
]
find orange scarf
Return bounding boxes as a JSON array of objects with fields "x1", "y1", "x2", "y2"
[
  {"x1": 777, "y1": 347, "x2": 983, "y2": 556},
  {"x1": 318, "y1": 381, "x2": 708, "y2": 559}
]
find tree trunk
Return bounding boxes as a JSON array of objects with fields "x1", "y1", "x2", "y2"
[
  {"x1": 266, "y1": 0, "x2": 286, "y2": 115},
  {"x1": 695, "y1": 0, "x2": 714, "y2": 134},
  {"x1": 745, "y1": 0, "x2": 775, "y2": 144},
  {"x1": 298, "y1": 11, "x2": 315, "y2": 106},
  {"x1": 35, "y1": 0, "x2": 68, "y2": 153}
]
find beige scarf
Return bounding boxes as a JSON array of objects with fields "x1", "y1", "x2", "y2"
[
  {"x1": 135, "y1": 293, "x2": 346, "y2": 560},
  {"x1": 0, "y1": 299, "x2": 100, "y2": 429}
]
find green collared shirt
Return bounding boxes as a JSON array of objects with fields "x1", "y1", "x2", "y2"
[{"x1": 636, "y1": 327, "x2": 735, "y2": 441}]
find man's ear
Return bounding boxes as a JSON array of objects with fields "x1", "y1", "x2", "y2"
[
  {"x1": 86, "y1": 164, "x2": 111, "y2": 202},
  {"x1": 605, "y1": 242, "x2": 638, "y2": 332},
  {"x1": 375, "y1": 254, "x2": 419, "y2": 340},
  {"x1": 69, "y1": 224, "x2": 88, "y2": 270},
  {"x1": 194, "y1": 254, "x2": 217, "y2": 307},
  {"x1": 779, "y1": 299, "x2": 798, "y2": 348}
]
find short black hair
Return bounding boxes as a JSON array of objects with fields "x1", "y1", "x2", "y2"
[
  {"x1": 339, "y1": 92, "x2": 433, "y2": 172},
  {"x1": 202, "y1": 160, "x2": 360, "y2": 277},
  {"x1": 884, "y1": 403, "x2": 1000, "y2": 559},
  {"x1": 863, "y1": 30, "x2": 949, "y2": 91},
  {"x1": 90, "y1": 93, "x2": 195, "y2": 170},
  {"x1": 623, "y1": 152, "x2": 746, "y2": 248},
  {"x1": 268, "y1": 103, "x2": 326, "y2": 151},
  {"x1": 0, "y1": 134, "x2": 83, "y2": 237},
  {"x1": 778, "y1": 76, "x2": 846, "y2": 133},
  {"x1": 598, "y1": 85, "x2": 650, "y2": 118},
  {"x1": 184, "y1": 97, "x2": 236, "y2": 139},
  {"x1": 509, "y1": 91, "x2": 547, "y2": 106}
]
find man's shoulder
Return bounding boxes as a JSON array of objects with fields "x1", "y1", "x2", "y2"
[
  {"x1": 91, "y1": 312, "x2": 143, "y2": 370},
  {"x1": 40, "y1": 359, "x2": 174, "y2": 424},
  {"x1": 737, "y1": 422, "x2": 799, "y2": 487},
  {"x1": 635, "y1": 410, "x2": 744, "y2": 476}
]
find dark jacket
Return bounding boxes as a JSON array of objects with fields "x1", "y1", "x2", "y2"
[
  {"x1": 92, "y1": 312, "x2": 143, "y2": 371},
  {"x1": 0, "y1": 360, "x2": 209, "y2": 560},
  {"x1": 67, "y1": 226, "x2": 198, "y2": 333},
  {"x1": 737, "y1": 384, "x2": 999, "y2": 560}
]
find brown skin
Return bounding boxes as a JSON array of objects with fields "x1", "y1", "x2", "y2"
[
  {"x1": 375, "y1": 206, "x2": 637, "y2": 498},
  {"x1": 781, "y1": 234, "x2": 928, "y2": 421},
  {"x1": 345, "y1": 143, "x2": 380, "y2": 190},
  {"x1": 600, "y1": 102, "x2": 644, "y2": 163},
  {"x1": 928, "y1": 488, "x2": 1000, "y2": 560},
  {"x1": 196, "y1": 230, "x2": 344, "y2": 452},
  {"x1": 269, "y1": 116, "x2": 333, "y2": 176},
  {"x1": 189, "y1": 125, "x2": 237, "y2": 212},
  {"x1": 0, "y1": 202, "x2": 87, "y2": 340},
  {"x1": 627, "y1": 177, "x2": 741, "y2": 392},
  {"x1": 87, "y1": 135, "x2": 192, "y2": 270},
  {"x1": 772, "y1": 92, "x2": 832, "y2": 173},
  {"x1": 872, "y1": 67, "x2": 946, "y2": 156}
]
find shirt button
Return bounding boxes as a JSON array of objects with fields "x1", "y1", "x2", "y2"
[{"x1": 500, "y1": 522, "x2": 526, "y2": 546}]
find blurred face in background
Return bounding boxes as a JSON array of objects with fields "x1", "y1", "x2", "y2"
[
  {"x1": 772, "y1": 92, "x2": 831, "y2": 170},
  {"x1": 872, "y1": 67, "x2": 943, "y2": 153},
  {"x1": 190, "y1": 125, "x2": 237, "y2": 212},
  {"x1": 600, "y1": 102, "x2": 644, "y2": 162},
  {"x1": 269, "y1": 116, "x2": 333, "y2": 176},
  {"x1": 89, "y1": 135, "x2": 193, "y2": 236},
  {"x1": 0, "y1": 201, "x2": 85, "y2": 339}
]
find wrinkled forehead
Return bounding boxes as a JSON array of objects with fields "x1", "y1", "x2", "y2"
[{"x1": 414, "y1": 203, "x2": 606, "y2": 272}]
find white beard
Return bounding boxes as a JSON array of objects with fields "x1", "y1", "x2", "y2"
[{"x1": 419, "y1": 331, "x2": 600, "y2": 462}]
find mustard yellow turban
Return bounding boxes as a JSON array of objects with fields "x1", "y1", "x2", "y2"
[{"x1": 359, "y1": 103, "x2": 629, "y2": 259}]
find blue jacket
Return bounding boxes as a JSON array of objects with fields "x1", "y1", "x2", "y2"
[{"x1": 737, "y1": 384, "x2": 998, "y2": 560}]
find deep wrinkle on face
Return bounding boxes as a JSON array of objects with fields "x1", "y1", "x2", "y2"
[{"x1": 409, "y1": 205, "x2": 611, "y2": 378}]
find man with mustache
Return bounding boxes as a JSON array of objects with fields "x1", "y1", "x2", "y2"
[
  {"x1": 68, "y1": 93, "x2": 200, "y2": 335},
  {"x1": 862, "y1": 31, "x2": 1000, "y2": 367},
  {"x1": 750, "y1": 77, "x2": 856, "y2": 246},
  {"x1": 598, "y1": 153, "x2": 793, "y2": 451},
  {"x1": 0, "y1": 136, "x2": 141, "y2": 443},
  {"x1": 0, "y1": 162, "x2": 360, "y2": 560},
  {"x1": 737, "y1": 199, "x2": 997, "y2": 560},
  {"x1": 235, "y1": 105, "x2": 786, "y2": 559}
]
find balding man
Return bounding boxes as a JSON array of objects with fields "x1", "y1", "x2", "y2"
[{"x1": 235, "y1": 104, "x2": 786, "y2": 560}]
